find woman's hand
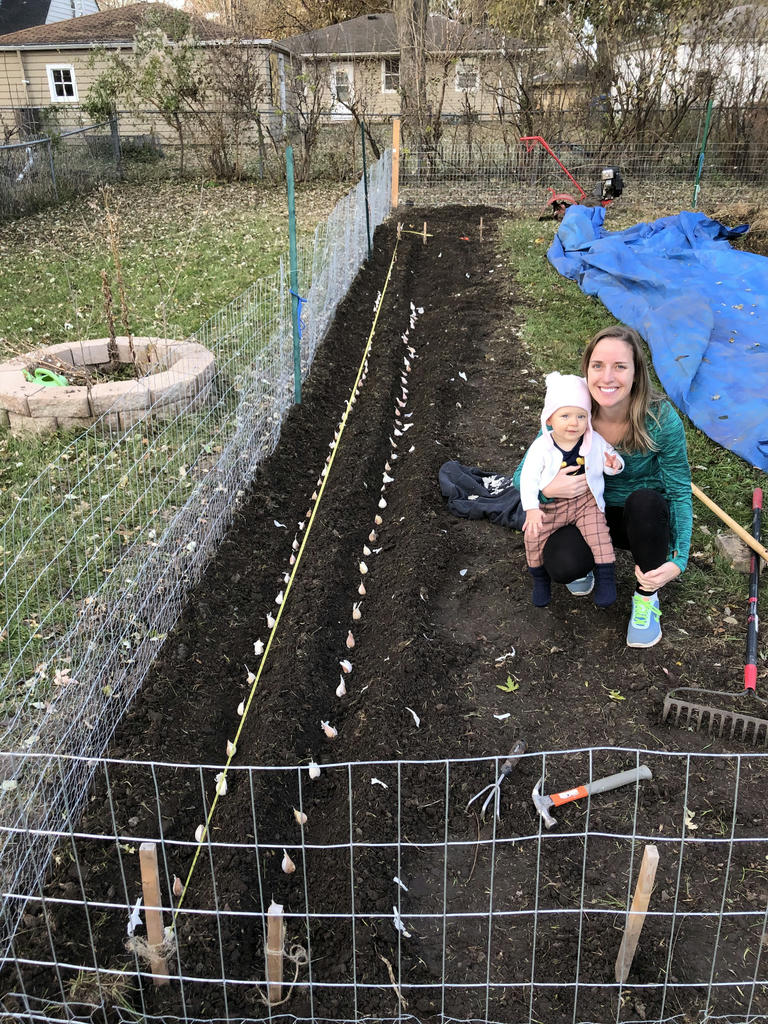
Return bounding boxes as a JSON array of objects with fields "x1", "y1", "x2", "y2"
[
  {"x1": 541, "y1": 466, "x2": 589, "y2": 500},
  {"x1": 635, "y1": 561, "x2": 681, "y2": 592}
]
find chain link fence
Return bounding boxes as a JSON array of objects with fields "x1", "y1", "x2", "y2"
[
  {"x1": 0, "y1": 121, "x2": 121, "y2": 220},
  {"x1": 397, "y1": 138, "x2": 768, "y2": 212},
  {"x1": 1, "y1": 747, "x2": 766, "y2": 1024},
  {"x1": 0, "y1": 147, "x2": 392, "y2": 966}
]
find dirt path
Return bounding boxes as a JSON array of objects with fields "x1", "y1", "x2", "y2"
[{"x1": 6, "y1": 207, "x2": 767, "y2": 1024}]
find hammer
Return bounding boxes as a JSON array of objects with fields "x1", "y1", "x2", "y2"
[{"x1": 532, "y1": 765, "x2": 652, "y2": 829}]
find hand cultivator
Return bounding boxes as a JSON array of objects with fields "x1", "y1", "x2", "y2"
[
  {"x1": 466, "y1": 739, "x2": 526, "y2": 819},
  {"x1": 663, "y1": 487, "x2": 768, "y2": 746},
  {"x1": 520, "y1": 136, "x2": 623, "y2": 220}
]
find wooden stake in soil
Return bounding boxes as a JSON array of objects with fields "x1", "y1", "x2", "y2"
[
  {"x1": 138, "y1": 842, "x2": 170, "y2": 986},
  {"x1": 614, "y1": 844, "x2": 659, "y2": 983},
  {"x1": 391, "y1": 118, "x2": 400, "y2": 209},
  {"x1": 422, "y1": 221, "x2": 428, "y2": 245},
  {"x1": 266, "y1": 900, "x2": 284, "y2": 1004},
  {"x1": 479, "y1": 216, "x2": 484, "y2": 241}
]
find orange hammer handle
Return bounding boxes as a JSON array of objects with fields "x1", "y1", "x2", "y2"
[{"x1": 550, "y1": 785, "x2": 589, "y2": 807}]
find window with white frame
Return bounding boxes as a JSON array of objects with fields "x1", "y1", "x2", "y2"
[
  {"x1": 455, "y1": 61, "x2": 478, "y2": 92},
  {"x1": 382, "y1": 57, "x2": 400, "y2": 93},
  {"x1": 46, "y1": 65, "x2": 78, "y2": 102}
]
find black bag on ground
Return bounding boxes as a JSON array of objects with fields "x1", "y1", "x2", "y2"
[{"x1": 439, "y1": 460, "x2": 525, "y2": 530}]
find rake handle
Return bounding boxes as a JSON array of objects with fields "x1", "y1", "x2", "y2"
[
  {"x1": 692, "y1": 483, "x2": 768, "y2": 564},
  {"x1": 745, "y1": 488, "x2": 763, "y2": 691}
]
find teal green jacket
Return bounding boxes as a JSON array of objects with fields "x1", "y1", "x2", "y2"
[{"x1": 513, "y1": 401, "x2": 693, "y2": 573}]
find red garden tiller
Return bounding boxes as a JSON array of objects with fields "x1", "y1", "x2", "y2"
[{"x1": 520, "y1": 136, "x2": 624, "y2": 220}]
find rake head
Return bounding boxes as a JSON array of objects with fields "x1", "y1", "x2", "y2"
[{"x1": 662, "y1": 690, "x2": 768, "y2": 747}]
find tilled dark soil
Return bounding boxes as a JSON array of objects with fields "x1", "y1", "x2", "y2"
[{"x1": 5, "y1": 207, "x2": 768, "y2": 1024}]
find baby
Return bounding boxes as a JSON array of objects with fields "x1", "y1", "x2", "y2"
[{"x1": 520, "y1": 372, "x2": 623, "y2": 607}]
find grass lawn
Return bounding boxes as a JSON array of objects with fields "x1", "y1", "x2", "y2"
[{"x1": 0, "y1": 179, "x2": 348, "y2": 362}]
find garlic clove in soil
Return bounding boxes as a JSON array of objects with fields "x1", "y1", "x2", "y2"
[
  {"x1": 352, "y1": 602, "x2": 362, "y2": 621},
  {"x1": 282, "y1": 849, "x2": 296, "y2": 874},
  {"x1": 340, "y1": 659, "x2": 353, "y2": 674},
  {"x1": 254, "y1": 640, "x2": 264, "y2": 656},
  {"x1": 237, "y1": 701, "x2": 245, "y2": 717},
  {"x1": 321, "y1": 720, "x2": 338, "y2": 739},
  {"x1": 267, "y1": 613, "x2": 276, "y2": 628},
  {"x1": 292, "y1": 537, "x2": 299, "y2": 551},
  {"x1": 368, "y1": 530, "x2": 377, "y2": 543},
  {"x1": 374, "y1": 514, "x2": 383, "y2": 526},
  {"x1": 378, "y1": 498, "x2": 387, "y2": 509},
  {"x1": 346, "y1": 631, "x2": 355, "y2": 649},
  {"x1": 173, "y1": 875, "x2": 183, "y2": 898},
  {"x1": 195, "y1": 824, "x2": 206, "y2": 844},
  {"x1": 308, "y1": 761, "x2": 321, "y2": 780},
  {"x1": 359, "y1": 561, "x2": 368, "y2": 574},
  {"x1": 246, "y1": 667, "x2": 256, "y2": 685},
  {"x1": 275, "y1": 590, "x2": 284, "y2": 605},
  {"x1": 226, "y1": 739, "x2": 236, "y2": 757},
  {"x1": 214, "y1": 772, "x2": 227, "y2": 796},
  {"x1": 358, "y1": 581, "x2": 366, "y2": 596},
  {"x1": 290, "y1": 554, "x2": 296, "y2": 565},
  {"x1": 293, "y1": 808, "x2": 308, "y2": 825},
  {"x1": 336, "y1": 677, "x2": 347, "y2": 697},
  {"x1": 382, "y1": 472, "x2": 394, "y2": 484},
  {"x1": 363, "y1": 545, "x2": 371, "y2": 557}
]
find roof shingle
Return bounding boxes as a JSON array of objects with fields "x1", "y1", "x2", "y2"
[
  {"x1": 0, "y1": 1, "x2": 227, "y2": 47},
  {"x1": 278, "y1": 12, "x2": 518, "y2": 57}
]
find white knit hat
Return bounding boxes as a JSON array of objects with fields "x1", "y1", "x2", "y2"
[{"x1": 540, "y1": 372, "x2": 593, "y2": 453}]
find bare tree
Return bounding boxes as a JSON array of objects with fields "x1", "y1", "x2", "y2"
[{"x1": 394, "y1": 0, "x2": 429, "y2": 149}]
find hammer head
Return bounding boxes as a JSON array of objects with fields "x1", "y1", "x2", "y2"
[{"x1": 532, "y1": 780, "x2": 556, "y2": 829}]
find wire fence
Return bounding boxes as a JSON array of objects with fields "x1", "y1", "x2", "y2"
[
  {"x1": 0, "y1": 147, "x2": 392, "y2": 966},
  {"x1": 397, "y1": 138, "x2": 768, "y2": 211},
  {"x1": 1, "y1": 747, "x2": 767, "y2": 1024},
  {"x1": 0, "y1": 121, "x2": 121, "y2": 220}
]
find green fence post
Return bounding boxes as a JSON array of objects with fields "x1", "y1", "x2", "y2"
[
  {"x1": 285, "y1": 145, "x2": 301, "y2": 405},
  {"x1": 692, "y1": 99, "x2": 714, "y2": 209},
  {"x1": 361, "y1": 121, "x2": 372, "y2": 260}
]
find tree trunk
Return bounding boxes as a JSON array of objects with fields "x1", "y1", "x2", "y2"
[{"x1": 394, "y1": 0, "x2": 429, "y2": 152}]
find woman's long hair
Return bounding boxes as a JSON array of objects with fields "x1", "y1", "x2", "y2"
[{"x1": 580, "y1": 325, "x2": 662, "y2": 452}]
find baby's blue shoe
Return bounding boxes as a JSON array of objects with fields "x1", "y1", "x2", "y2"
[
  {"x1": 626, "y1": 592, "x2": 662, "y2": 648},
  {"x1": 565, "y1": 572, "x2": 594, "y2": 597}
]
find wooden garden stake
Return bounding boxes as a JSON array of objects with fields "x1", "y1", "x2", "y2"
[
  {"x1": 479, "y1": 216, "x2": 484, "y2": 241},
  {"x1": 422, "y1": 221, "x2": 428, "y2": 245},
  {"x1": 266, "y1": 900, "x2": 284, "y2": 1004},
  {"x1": 139, "y1": 842, "x2": 170, "y2": 985},
  {"x1": 391, "y1": 118, "x2": 400, "y2": 209},
  {"x1": 615, "y1": 844, "x2": 659, "y2": 983}
]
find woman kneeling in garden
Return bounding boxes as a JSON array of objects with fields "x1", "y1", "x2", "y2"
[{"x1": 514, "y1": 324, "x2": 692, "y2": 648}]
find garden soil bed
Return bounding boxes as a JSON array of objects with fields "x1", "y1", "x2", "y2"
[{"x1": 6, "y1": 206, "x2": 768, "y2": 1024}]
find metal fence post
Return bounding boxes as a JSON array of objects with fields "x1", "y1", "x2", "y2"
[
  {"x1": 361, "y1": 121, "x2": 372, "y2": 260},
  {"x1": 285, "y1": 145, "x2": 301, "y2": 405},
  {"x1": 46, "y1": 138, "x2": 58, "y2": 200},
  {"x1": 109, "y1": 112, "x2": 122, "y2": 179}
]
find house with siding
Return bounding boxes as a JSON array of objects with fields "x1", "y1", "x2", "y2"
[
  {"x1": 277, "y1": 13, "x2": 523, "y2": 122},
  {"x1": 0, "y1": 2, "x2": 289, "y2": 143}
]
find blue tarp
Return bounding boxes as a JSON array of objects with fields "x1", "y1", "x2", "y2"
[{"x1": 548, "y1": 206, "x2": 768, "y2": 471}]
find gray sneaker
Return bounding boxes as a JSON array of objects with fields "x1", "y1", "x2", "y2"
[{"x1": 566, "y1": 572, "x2": 594, "y2": 596}]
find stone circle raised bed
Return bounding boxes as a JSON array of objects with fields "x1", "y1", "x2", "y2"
[{"x1": 0, "y1": 337, "x2": 215, "y2": 435}]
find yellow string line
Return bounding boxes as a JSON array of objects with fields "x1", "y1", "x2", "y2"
[{"x1": 170, "y1": 235, "x2": 402, "y2": 930}]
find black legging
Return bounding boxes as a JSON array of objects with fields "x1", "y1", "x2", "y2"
[{"x1": 542, "y1": 488, "x2": 671, "y2": 595}]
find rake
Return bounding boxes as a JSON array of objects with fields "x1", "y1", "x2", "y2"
[{"x1": 663, "y1": 487, "x2": 766, "y2": 746}]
